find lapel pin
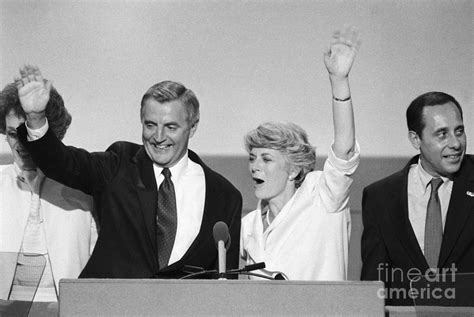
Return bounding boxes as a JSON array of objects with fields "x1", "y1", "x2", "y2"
[{"x1": 467, "y1": 191, "x2": 474, "y2": 197}]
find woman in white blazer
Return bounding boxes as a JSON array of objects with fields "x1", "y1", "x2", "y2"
[
  {"x1": 241, "y1": 27, "x2": 361, "y2": 281},
  {"x1": 0, "y1": 80, "x2": 97, "y2": 302}
]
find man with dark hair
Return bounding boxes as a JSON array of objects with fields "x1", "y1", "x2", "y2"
[
  {"x1": 15, "y1": 65, "x2": 242, "y2": 279},
  {"x1": 361, "y1": 91, "x2": 473, "y2": 305}
]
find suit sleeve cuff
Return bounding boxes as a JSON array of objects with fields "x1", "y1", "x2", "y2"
[{"x1": 25, "y1": 119, "x2": 49, "y2": 141}]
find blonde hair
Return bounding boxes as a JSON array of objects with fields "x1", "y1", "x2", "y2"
[{"x1": 244, "y1": 122, "x2": 316, "y2": 188}]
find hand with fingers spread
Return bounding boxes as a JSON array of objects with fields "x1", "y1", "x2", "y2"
[
  {"x1": 324, "y1": 26, "x2": 361, "y2": 160},
  {"x1": 15, "y1": 65, "x2": 52, "y2": 128},
  {"x1": 324, "y1": 26, "x2": 361, "y2": 79}
]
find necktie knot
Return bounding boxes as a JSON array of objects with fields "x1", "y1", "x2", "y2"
[
  {"x1": 430, "y1": 178, "x2": 443, "y2": 193},
  {"x1": 162, "y1": 168, "x2": 172, "y2": 180}
]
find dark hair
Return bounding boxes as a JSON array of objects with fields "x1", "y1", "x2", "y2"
[
  {"x1": 0, "y1": 82, "x2": 71, "y2": 140},
  {"x1": 140, "y1": 81, "x2": 199, "y2": 126},
  {"x1": 406, "y1": 91, "x2": 463, "y2": 138},
  {"x1": 245, "y1": 121, "x2": 316, "y2": 188}
]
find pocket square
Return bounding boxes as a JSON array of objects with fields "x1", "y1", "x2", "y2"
[{"x1": 467, "y1": 191, "x2": 474, "y2": 197}]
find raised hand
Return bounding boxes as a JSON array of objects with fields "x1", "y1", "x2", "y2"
[
  {"x1": 15, "y1": 65, "x2": 52, "y2": 116},
  {"x1": 324, "y1": 26, "x2": 361, "y2": 79}
]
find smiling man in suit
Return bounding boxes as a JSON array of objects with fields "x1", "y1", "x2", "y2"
[
  {"x1": 15, "y1": 65, "x2": 242, "y2": 279},
  {"x1": 361, "y1": 91, "x2": 473, "y2": 305}
]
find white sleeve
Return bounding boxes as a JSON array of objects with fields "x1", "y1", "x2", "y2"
[
  {"x1": 327, "y1": 140, "x2": 360, "y2": 176},
  {"x1": 25, "y1": 119, "x2": 49, "y2": 141},
  {"x1": 307, "y1": 141, "x2": 360, "y2": 212}
]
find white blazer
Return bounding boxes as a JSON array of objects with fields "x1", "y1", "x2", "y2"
[{"x1": 0, "y1": 164, "x2": 97, "y2": 300}]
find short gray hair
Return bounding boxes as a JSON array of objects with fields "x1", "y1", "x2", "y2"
[
  {"x1": 140, "y1": 80, "x2": 199, "y2": 126},
  {"x1": 244, "y1": 122, "x2": 316, "y2": 188}
]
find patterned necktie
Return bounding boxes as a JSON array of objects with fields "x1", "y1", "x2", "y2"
[
  {"x1": 424, "y1": 177, "x2": 443, "y2": 269},
  {"x1": 156, "y1": 168, "x2": 177, "y2": 269}
]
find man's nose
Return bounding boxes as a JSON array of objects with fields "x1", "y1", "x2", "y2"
[
  {"x1": 154, "y1": 128, "x2": 166, "y2": 142},
  {"x1": 448, "y1": 133, "x2": 462, "y2": 149}
]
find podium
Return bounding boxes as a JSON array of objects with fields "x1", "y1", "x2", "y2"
[{"x1": 59, "y1": 279, "x2": 384, "y2": 316}]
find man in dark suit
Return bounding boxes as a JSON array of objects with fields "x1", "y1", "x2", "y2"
[
  {"x1": 15, "y1": 66, "x2": 242, "y2": 279},
  {"x1": 361, "y1": 91, "x2": 473, "y2": 305}
]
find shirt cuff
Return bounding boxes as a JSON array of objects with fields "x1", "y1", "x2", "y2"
[
  {"x1": 327, "y1": 141, "x2": 360, "y2": 174},
  {"x1": 25, "y1": 119, "x2": 49, "y2": 141}
]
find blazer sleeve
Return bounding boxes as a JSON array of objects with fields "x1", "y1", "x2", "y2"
[
  {"x1": 18, "y1": 123, "x2": 120, "y2": 196},
  {"x1": 226, "y1": 189, "x2": 243, "y2": 276},
  {"x1": 360, "y1": 186, "x2": 391, "y2": 287}
]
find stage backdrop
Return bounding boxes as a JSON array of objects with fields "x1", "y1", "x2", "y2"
[{"x1": 0, "y1": 0, "x2": 472, "y2": 158}]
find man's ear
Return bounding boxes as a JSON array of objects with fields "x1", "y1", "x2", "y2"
[
  {"x1": 408, "y1": 130, "x2": 421, "y2": 150},
  {"x1": 189, "y1": 119, "x2": 199, "y2": 138}
]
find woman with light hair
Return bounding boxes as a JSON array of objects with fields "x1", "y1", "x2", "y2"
[{"x1": 241, "y1": 28, "x2": 361, "y2": 281}]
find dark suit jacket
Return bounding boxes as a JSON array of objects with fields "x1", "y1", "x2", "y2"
[
  {"x1": 361, "y1": 154, "x2": 474, "y2": 305},
  {"x1": 18, "y1": 124, "x2": 242, "y2": 279}
]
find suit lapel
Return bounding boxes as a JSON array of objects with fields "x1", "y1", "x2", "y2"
[
  {"x1": 132, "y1": 147, "x2": 158, "y2": 259},
  {"x1": 438, "y1": 156, "x2": 474, "y2": 267},
  {"x1": 392, "y1": 156, "x2": 429, "y2": 269},
  {"x1": 184, "y1": 150, "x2": 220, "y2": 250}
]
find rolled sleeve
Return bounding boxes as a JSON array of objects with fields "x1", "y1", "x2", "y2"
[
  {"x1": 327, "y1": 141, "x2": 360, "y2": 176},
  {"x1": 315, "y1": 141, "x2": 360, "y2": 212}
]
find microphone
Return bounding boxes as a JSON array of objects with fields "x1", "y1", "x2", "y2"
[
  {"x1": 213, "y1": 221, "x2": 230, "y2": 279},
  {"x1": 272, "y1": 271, "x2": 288, "y2": 280},
  {"x1": 241, "y1": 262, "x2": 265, "y2": 272},
  {"x1": 226, "y1": 262, "x2": 266, "y2": 277},
  {"x1": 227, "y1": 262, "x2": 288, "y2": 280}
]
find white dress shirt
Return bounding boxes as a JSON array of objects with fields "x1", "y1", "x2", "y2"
[
  {"x1": 240, "y1": 142, "x2": 360, "y2": 281},
  {"x1": 408, "y1": 160, "x2": 453, "y2": 254},
  {"x1": 153, "y1": 155, "x2": 205, "y2": 265}
]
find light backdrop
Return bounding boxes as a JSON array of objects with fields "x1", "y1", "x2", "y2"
[{"x1": 1, "y1": 0, "x2": 472, "y2": 157}]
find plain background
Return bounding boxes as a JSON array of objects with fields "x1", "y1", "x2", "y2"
[{"x1": 0, "y1": 0, "x2": 472, "y2": 158}]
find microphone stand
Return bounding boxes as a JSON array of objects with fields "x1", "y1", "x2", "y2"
[
  {"x1": 179, "y1": 262, "x2": 285, "y2": 280},
  {"x1": 180, "y1": 265, "x2": 217, "y2": 279},
  {"x1": 231, "y1": 272, "x2": 276, "y2": 280},
  {"x1": 217, "y1": 240, "x2": 226, "y2": 280},
  {"x1": 226, "y1": 263, "x2": 287, "y2": 280},
  {"x1": 180, "y1": 269, "x2": 218, "y2": 279}
]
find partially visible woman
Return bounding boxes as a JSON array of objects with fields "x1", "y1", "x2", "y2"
[
  {"x1": 240, "y1": 28, "x2": 361, "y2": 280},
  {"x1": 0, "y1": 81, "x2": 97, "y2": 302}
]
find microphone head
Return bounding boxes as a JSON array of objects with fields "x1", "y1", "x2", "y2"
[
  {"x1": 272, "y1": 271, "x2": 288, "y2": 280},
  {"x1": 213, "y1": 221, "x2": 231, "y2": 250}
]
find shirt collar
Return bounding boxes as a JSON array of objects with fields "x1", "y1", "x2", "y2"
[
  {"x1": 14, "y1": 162, "x2": 37, "y2": 183},
  {"x1": 14, "y1": 162, "x2": 45, "y2": 191},
  {"x1": 153, "y1": 151, "x2": 189, "y2": 183},
  {"x1": 416, "y1": 158, "x2": 450, "y2": 193},
  {"x1": 13, "y1": 161, "x2": 23, "y2": 177}
]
